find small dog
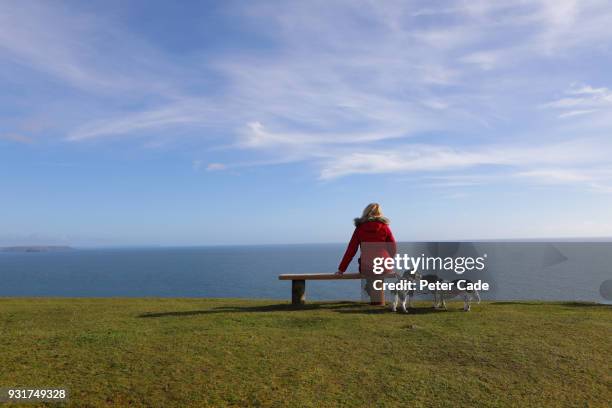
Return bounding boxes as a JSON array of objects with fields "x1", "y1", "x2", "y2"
[
  {"x1": 421, "y1": 274, "x2": 445, "y2": 309},
  {"x1": 390, "y1": 270, "x2": 419, "y2": 313},
  {"x1": 430, "y1": 276, "x2": 481, "y2": 311},
  {"x1": 391, "y1": 272, "x2": 481, "y2": 312}
]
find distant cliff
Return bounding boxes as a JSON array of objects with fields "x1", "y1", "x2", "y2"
[{"x1": 1, "y1": 246, "x2": 74, "y2": 253}]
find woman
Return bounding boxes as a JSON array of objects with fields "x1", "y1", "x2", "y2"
[{"x1": 336, "y1": 203, "x2": 396, "y2": 304}]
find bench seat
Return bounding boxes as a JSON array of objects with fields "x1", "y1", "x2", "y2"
[
  {"x1": 278, "y1": 273, "x2": 392, "y2": 305},
  {"x1": 278, "y1": 273, "x2": 364, "y2": 280}
]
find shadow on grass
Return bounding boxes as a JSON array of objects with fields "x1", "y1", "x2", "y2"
[
  {"x1": 335, "y1": 306, "x2": 453, "y2": 315},
  {"x1": 138, "y1": 300, "x2": 611, "y2": 318},
  {"x1": 137, "y1": 301, "x2": 371, "y2": 318},
  {"x1": 560, "y1": 301, "x2": 611, "y2": 308},
  {"x1": 491, "y1": 301, "x2": 610, "y2": 308},
  {"x1": 137, "y1": 301, "x2": 460, "y2": 318}
]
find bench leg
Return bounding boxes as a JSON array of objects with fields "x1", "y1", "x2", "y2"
[
  {"x1": 370, "y1": 288, "x2": 385, "y2": 305},
  {"x1": 366, "y1": 278, "x2": 385, "y2": 305},
  {"x1": 292, "y1": 280, "x2": 306, "y2": 305}
]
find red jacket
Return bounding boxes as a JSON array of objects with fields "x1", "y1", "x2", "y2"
[{"x1": 338, "y1": 220, "x2": 396, "y2": 273}]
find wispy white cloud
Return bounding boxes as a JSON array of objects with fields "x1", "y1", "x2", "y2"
[
  {"x1": 543, "y1": 84, "x2": 612, "y2": 119},
  {"x1": 317, "y1": 139, "x2": 611, "y2": 180},
  {"x1": 516, "y1": 168, "x2": 593, "y2": 183},
  {"x1": 558, "y1": 109, "x2": 598, "y2": 118},
  {"x1": 0, "y1": 133, "x2": 33, "y2": 144},
  {"x1": 3, "y1": 0, "x2": 612, "y2": 192},
  {"x1": 516, "y1": 167, "x2": 612, "y2": 193},
  {"x1": 237, "y1": 122, "x2": 410, "y2": 149},
  {"x1": 66, "y1": 99, "x2": 220, "y2": 141},
  {"x1": 0, "y1": 2, "x2": 181, "y2": 96},
  {"x1": 206, "y1": 163, "x2": 226, "y2": 171}
]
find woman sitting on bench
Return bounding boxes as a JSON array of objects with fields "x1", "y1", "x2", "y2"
[{"x1": 336, "y1": 203, "x2": 397, "y2": 305}]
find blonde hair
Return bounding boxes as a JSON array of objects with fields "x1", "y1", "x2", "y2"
[
  {"x1": 362, "y1": 203, "x2": 382, "y2": 219},
  {"x1": 354, "y1": 203, "x2": 389, "y2": 226}
]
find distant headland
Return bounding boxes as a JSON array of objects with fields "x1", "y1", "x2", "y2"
[{"x1": 1, "y1": 246, "x2": 74, "y2": 253}]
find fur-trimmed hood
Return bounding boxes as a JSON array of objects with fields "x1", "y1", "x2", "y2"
[{"x1": 353, "y1": 216, "x2": 390, "y2": 227}]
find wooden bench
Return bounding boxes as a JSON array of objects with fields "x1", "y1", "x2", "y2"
[{"x1": 278, "y1": 273, "x2": 387, "y2": 305}]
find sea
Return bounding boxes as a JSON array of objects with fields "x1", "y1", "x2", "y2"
[{"x1": 0, "y1": 244, "x2": 610, "y2": 302}]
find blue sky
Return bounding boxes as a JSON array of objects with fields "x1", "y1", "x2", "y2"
[{"x1": 2, "y1": 0, "x2": 612, "y2": 246}]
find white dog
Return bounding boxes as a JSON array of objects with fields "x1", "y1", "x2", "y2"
[
  {"x1": 421, "y1": 273, "x2": 445, "y2": 309},
  {"x1": 391, "y1": 272, "x2": 481, "y2": 312},
  {"x1": 390, "y1": 270, "x2": 419, "y2": 313},
  {"x1": 435, "y1": 278, "x2": 481, "y2": 311}
]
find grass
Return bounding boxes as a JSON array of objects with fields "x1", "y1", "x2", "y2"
[{"x1": 0, "y1": 298, "x2": 610, "y2": 407}]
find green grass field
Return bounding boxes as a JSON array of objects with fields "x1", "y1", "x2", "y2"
[{"x1": 0, "y1": 298, "x2": 610, "y2": 407}]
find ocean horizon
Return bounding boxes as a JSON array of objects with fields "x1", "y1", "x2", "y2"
[{"x1": 1, "y1": 243, "x2": 609, "y2": 302}]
